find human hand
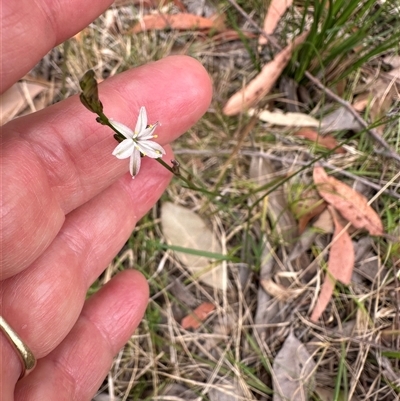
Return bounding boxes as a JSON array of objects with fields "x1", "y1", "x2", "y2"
[{"x1": 0, "y1": 1, "x2": 212, "y2": 400}]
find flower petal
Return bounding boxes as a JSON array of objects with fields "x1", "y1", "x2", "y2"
[
  {"x1": 138, "y1": 123, "x2": 159, "y2": 140},
  {"x1": 109, "y1": 119, "x2": 134, "y2": 139},
  {"x1": 136, "y1": 140, "x2": 166, "y2": 158},
  {"x1": 129, "y1": 148, "x2": 141, "y2": 178},
  {"x1": 135, "y1": 106, "x2": 147, "y2": 135},
  {"x1": 112, "y1": 139, "x2": 135, "y2": 159}
]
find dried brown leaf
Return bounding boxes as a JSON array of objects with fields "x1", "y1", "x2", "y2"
[
  {"x1": 310, "y1": 274, "x2": 335, "y2": 322},
  {"x1": 312, "y1": 208, "x2": 334, "y2": 233},
  {"x1": 352, "y1": 92, "x2": 370, "y2": 112},
  {"x1": 320, "y1": 106, "x2": 363, "y2": 133},
  {"x1": 294, "y1": 128, "x2": 346, "y2": 154},
  {"x1": 273, "y1": 333, "x2": 316, "y2": 401},
  {"x1": 327, "y1": 206, "x2": 354, "y2": 285},
  {"x1": 161, "y1": 202, "x2": 227, "y2": 290},
  {"x1": 223, "y1": 31, "x2": 308, "y2": 116},
  {"x1": 313, "y1": 165, "x2": 384, "y2": 236},
  {"x1": 261, "y1": 278, "x2": 304, "y2": 301},
  {"x1": 310, "y1": 207, "x2": 354, "y2": 322},
  {"x1": 130, "y1": 13, "x2": 225, "y2": 33},
  {"x1": 259, "y1": 0, "x2": 294, "y2": 45},
  {"x1": 181, "y1": 302, "x2": 215, "y2": 329},
  {"x1": 368, "y1": 78, "x2": 397, "y2": 135},
  {"x1": 291, "y1": 187, "x2": 327, "y2": 233},
  {"x1": 212, "y1": 29, "x2": 256, "y2": 44}
]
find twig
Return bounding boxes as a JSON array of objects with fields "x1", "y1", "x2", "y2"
[
  {"x1": 173, "y1": 148, "x2": 400, "y2": 200},
  {"x1": 225, "y1": 0, "x2": 400, "y2": 164}
]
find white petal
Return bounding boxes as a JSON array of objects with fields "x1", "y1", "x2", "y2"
[
  {"x1": 137, "y1": 140, "x2": 166, "y2": 158},
  {"x1": 138, "y1": 123, "x2": 158, "y2": 140},
  {"x1": 135, "y1": 106, "x2": 147, "y2": 135},
  {"x1": 109, "y1": 119, "x2": 134, "y2": 139},
  {"x1": 129, "y1": 148, "x2": 141, "y2": 178},
  {"x1": 112, "y1": 139, "x2": 135, "y2": 159}
]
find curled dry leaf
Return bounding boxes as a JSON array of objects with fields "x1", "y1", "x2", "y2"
[
  {"x1": 212, "y1": 29, "x2": 256, "y2": 44},
  {"x1": 310, "y1": 275, "x2": 335, "y2": 323},
  {"x1": 320, "y1": 106, "x2": 363, "y2": 133},
  {"x1": 310, "y1": 206, "x2": 355, "y2": 322},
  {"x1": 259, "y1": 0, "x2": 294, "y2": 45},
  {"x1": 294, "y1": 128, "x2": 346, "y2": 154},
  {"x1": 313, "y1": 165, "x2": 383, "y2": 236},
  {"x1": 131, "y1": 13, "x2": 225, "y2": 33},
  {"x1": 181, "y1": 302, "x2": 216, "y2": 330},
  {"x1": 223, "y1": 31, "x2": 309, "y2": 116},
  {"x1": 261, "y1": 278, "x2": 304, "y2": 301}
]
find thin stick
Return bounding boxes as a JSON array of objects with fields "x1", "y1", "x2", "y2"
[{"x1": 225, "y1": 0, "x2": 400, "y2": 163}]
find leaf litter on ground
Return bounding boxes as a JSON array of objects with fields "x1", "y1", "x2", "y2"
[
  {"x1": 161, "y1": 202, "x2": 227, "y2": 290},
  {"x1": 310, "y1": 206, "x2": 355, "y2": 322},
  {"x1": 223, "y1": 30, "x2": 309, "y2": 116},
  {"x1": 313, "y1": 165, "x2": 384, "y2": 236},
  {"x1": 272, "y1": 332, "x2": 316, "y2": 401}
]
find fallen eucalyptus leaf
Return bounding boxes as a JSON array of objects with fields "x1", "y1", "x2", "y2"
[
  {"x1": 313, "y1": 165, "x2": 383, "y2": 236},
  {"x1": 161, "y1": 202, "x2": 227, "y2": 290},
  {"x1": 273, "y1": 333, "x2": 316, "y2": 401}
]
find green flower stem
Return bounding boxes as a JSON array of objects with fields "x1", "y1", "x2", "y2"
[{"x1": 155, "y1": 158, "x2": 218, "y2": 196}]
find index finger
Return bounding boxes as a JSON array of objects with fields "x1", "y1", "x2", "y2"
[{"x1": 1, "y1": 56, "x2": 213, "y2": 278}]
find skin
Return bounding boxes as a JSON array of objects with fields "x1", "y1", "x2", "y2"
[{"x1": 0, "y1": 1, "x2": 213, "y2": 400}]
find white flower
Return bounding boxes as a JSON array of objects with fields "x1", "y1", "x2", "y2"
[{"x1": 111, "y1": 106, "x2": 166, "y2": 179}]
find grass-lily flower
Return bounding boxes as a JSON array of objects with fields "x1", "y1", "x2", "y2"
[{"x1": 111, "y1": 106, "x2": 166, "y2": 178}]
